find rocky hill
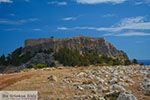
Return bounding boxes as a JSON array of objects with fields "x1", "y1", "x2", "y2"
[
  {"x1": 0, "y1": 36, "x2": 131, "y2": 73},
  {"x1": 24, "y1": 36, "x2": 128, "y2": 61}
]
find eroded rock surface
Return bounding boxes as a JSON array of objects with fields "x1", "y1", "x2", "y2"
[
  {"x1": 22, "y1": 53, "x2": 55, "y2": 67},
  {"x1": 117, "y1": 92, "x2": 137, "y2": 100},
  {"x1": 140, "y1": 66, "x2": 150, "y2": 96},
  {"x1": 24, "y1": 36, "x2": 128, "y2": 61}
]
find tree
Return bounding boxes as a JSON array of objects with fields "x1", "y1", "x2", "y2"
[
  {"x1": 0, "y1": 54, "x2": 6, "y2": 65},
  {"x1": 55, "y1": 48, "x2": 88, "y2": 66},
  {"x1": 83, "y1": 50, "x2": 103, "y2": 65},
  {"x1": 125, "y1": 59, "x2": 131, "y2": 65},
  {"x1": 54, "y1": 47, "x2": 128, "y2": 66},
  {"x1": 112, "y1": 59, "x2": 123, "y2": 65},
  {"x1": 9, "y1": 47, "x2": 23, "y2": 66},
  {"x1": 5, "y1": 47, "x2": 33, "y2": 66},
  {"x1": 50, "y1": 36, "x2": 54, "y2": 39},
  {"x1": 132, "y1": 59, "x2": 138, "y2": 64}
]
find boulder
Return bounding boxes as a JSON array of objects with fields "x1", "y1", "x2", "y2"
[
  {"x1": 48, "y1": 75, "x2": 57, "y2": 82},
  {"x1": 117, "y1": 92, "x2": 137, "y2": 100},
  {"x1": 76, "y1": 72, "x2": 87, "y2": 77},
  {"x1": 96, "y1": 77, "x2": 105, "y2": 84},
  {"x1": 110, "y1": 84, "x2": 125, "y2": 92},
  {"x1": 109, "y1": 77, "x2": 118, "y2": 85},
  {"x1": 141, "y1": 77, "x2": 150, "y2": 96},
  {"x1": 91, "y1": 96, "x2": 105, "y2": 100},
  {"x1": 82, "y1": 84, "x2": 97, "y2": 90},
  {"x1": 76, "y1": 85, "x2": 84, "y2": 91}
]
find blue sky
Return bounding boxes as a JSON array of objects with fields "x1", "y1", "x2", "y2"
[{"x1": 0, "y1": 0, "x2": 150, "y2": 60}]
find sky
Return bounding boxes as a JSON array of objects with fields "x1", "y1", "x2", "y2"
[{"x1": 0, "y1": 0, "x2": 150, "y2": 60}]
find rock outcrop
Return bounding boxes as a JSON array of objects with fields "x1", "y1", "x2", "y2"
[
  {"x1": 140, "y1": 66, "x2": 150, "y2": 96},
  {"x1": 24, "y1": 36, "x2": 129, "y2": 62},
  {"x1": 22, "y1": 53, "x2": 55, "y2": 67},
  {"x1": 117, "y1": 92, "x2": 137, "y2": 100},
  {"x1": 48, "y1": 75, "x2": 57, "y2": 82}
]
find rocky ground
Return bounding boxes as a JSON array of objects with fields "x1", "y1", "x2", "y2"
[{"x1": 0, "y1": 65, "x2": 150, "y2": 100}]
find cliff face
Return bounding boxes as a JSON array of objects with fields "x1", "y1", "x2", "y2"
[{"x1": 24, "y1": 36, "x2": 129, "y2": 61}]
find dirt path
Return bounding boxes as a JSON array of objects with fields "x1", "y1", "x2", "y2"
[{"x1": 0, "y1": 72, "x2": 33, "y2": 90}]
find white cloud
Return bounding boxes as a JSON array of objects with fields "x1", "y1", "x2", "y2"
[
  {"x1": 135, "y1": 41, "x2": 143, "y2": 44},
  {"x1": 0, "y1": 18, "x2": 40, "y2": 25},
  {"x1": 135, "y1": 2, "x2": 143, "y2": 5},
  {"x1": 9, "y1": 13, "x2": 15, "y2": 16},
  {"x1": 113, "y1": 16, "x2": 150, "y2": 31},
  {"x1": 101, "y1": 14, "x2": 116, "y2": 18},
  {"x1": 76, "y1": 0, "x2": 127, "y2": 4},
  {"x1": 48, "y1": 1, "x2": 67, "y2": 6},
  {"x1": 144, "y1": 0, "x2": 150, "y2": 4},
  {"x1": 135, "y1": 0, "x2": 150, "y2": 5},
  {"x1": 28, "y1": 18, "x2": 40, "y2": 21},
  {"x1": 118, "y1": 16, "x2": 144, "y2": 26},
  {"x1": 96, "y1": 16, "x2": 150, "y2": 32},
  {"x1": 57, "y1": 27, "x2": 69, "y2": 30},
  {"x1": 2, "y1": 28, "x2": 22, "y2": 31},
  {"x1": 62, "y1": 17, "x2": 77, "y2": 21},
  {"x1": 57, "y1": 26, "x2": 96, "y2": 31},
  {"x1": 115, "y1": 31, "x2": 150, "y2": 36},
  {"x1": 0, "y1": 20, "x2": 21, "y2": 25},
  {"x1": 0, "y1": 0, "x2": 13, "y2": 3},
  {"x1": 32, "y1": 28, "x2": 42, "y2": 31},
  {"x1": 59, "y1": 16, "x2": 150, "y2": 32},
  {"x1": 75, "y1": 0, "x2": 150, "y2": 5},
  {"x1": 58, "y1": 16, "x2": 150, "y2": 36}
]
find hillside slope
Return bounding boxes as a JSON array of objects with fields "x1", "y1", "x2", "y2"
[
  {"x1": 1, "y1": 65, "x2": 150, "y2": 100},
  {"x1": 0, "y1": 36, "x2": 131, "y2": 73}
]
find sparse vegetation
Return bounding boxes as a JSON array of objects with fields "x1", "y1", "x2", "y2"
[
  {"x1": 54, "y1": 48, "x2": 126, "y2": 66},
  {"x1": 34, "y1": 64, "x2": 48, "y2": 69},
  {"x1": 54, "y1": 48, "x2": 82, "y2": 66},
  {"x1": 0, "y1": 47, "x2": 33, "y2": 66},
  {"x1": 0, "y1": 46, "x2": 135, "y2": 69},
  {"x1": 125, "y1": 59, "x2": 132, "y2": 65},
  {"x1": 0, "y1": 47, "x2": 53, "y2": 66},
  {"x1": 27, "y1": 64, "x2": 48, "y2": 69}
]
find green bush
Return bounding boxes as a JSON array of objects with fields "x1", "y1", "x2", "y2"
[
  {"x1": 34, "y1": 64, "x2": 48, "y2": 69},
  {"x1": 26, "y1": 64, "x2": 49, "y2": 69},
  {"x1": 26, "y1": 65, "x2": 33, "y2": 69}
]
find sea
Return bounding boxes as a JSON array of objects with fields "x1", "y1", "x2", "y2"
[{"x1": 138, "y1": 60, "x2": 150, "y2": 66}]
